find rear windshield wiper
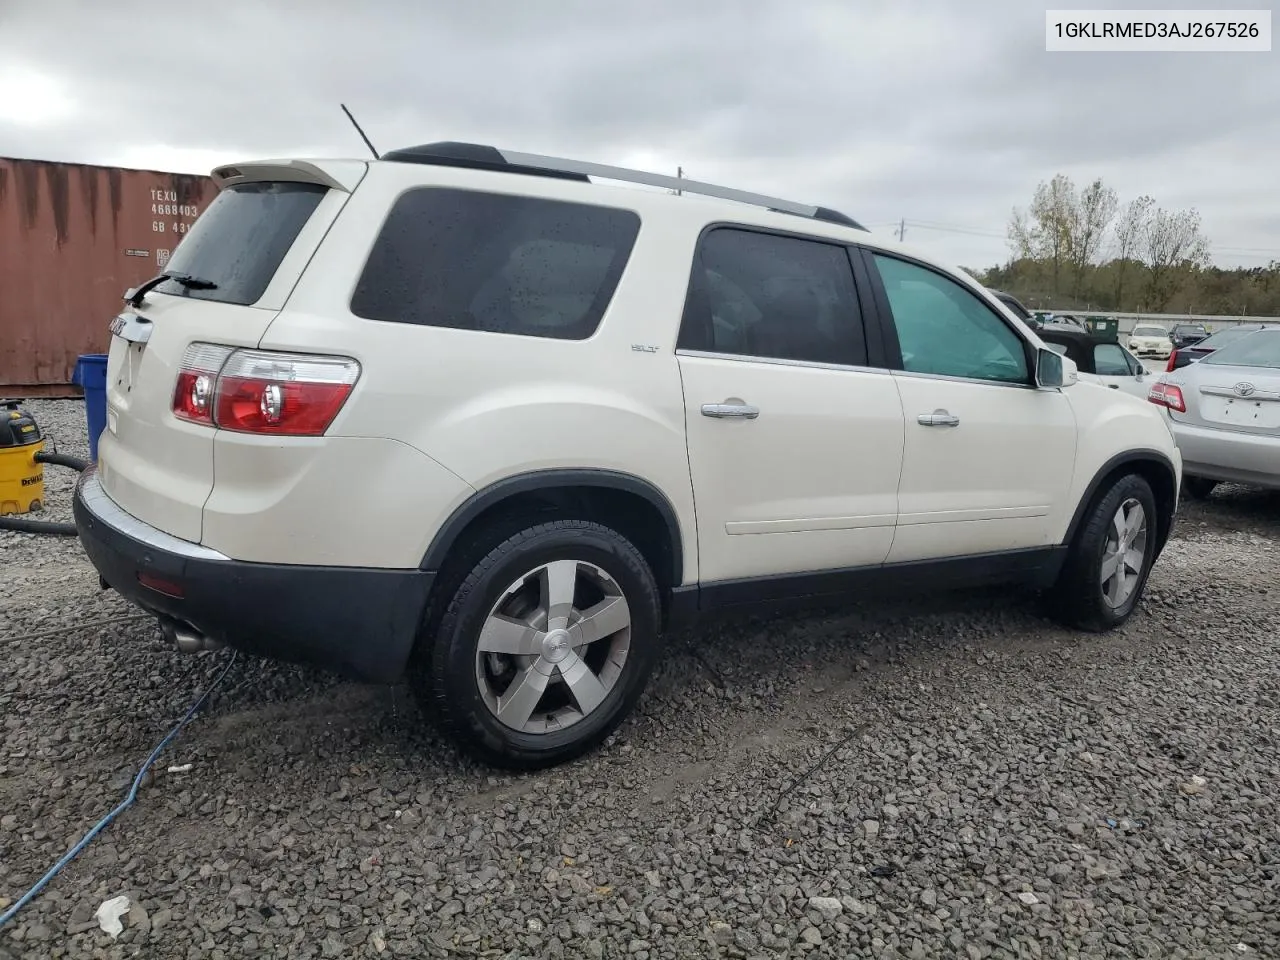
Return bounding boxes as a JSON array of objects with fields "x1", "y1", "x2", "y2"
[{"x1": 124, "y1": 272, "x2": 218, "y2": 307}]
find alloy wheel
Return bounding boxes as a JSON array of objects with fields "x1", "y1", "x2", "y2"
[
  {"x1": 475, "y1": 559, "x2": 631, "y2": 733},
  {"x1": 1100, "y1": 498, "x2": 1148, "y2": 608}
]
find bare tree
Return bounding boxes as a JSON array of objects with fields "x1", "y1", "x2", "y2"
[
  {"x1": 1066, "y1": 179, "x2": 1117, "y2": 295},
  {"x1": 1008, "y1": 174, "x2": 1076, "y2": 296},
  {"x1": 1004, "y1": 176, "x2": 1217, "y2": 311},
  {"x1": 1007, "y1": 208, "x2": 1036, "y2": 259},
  {"x1": 1144, "y1": 206, "x2": 1210, "y2": 310},
  {"x1": 1111, "y1": 195, "x2": 1153, "y2": 307}
]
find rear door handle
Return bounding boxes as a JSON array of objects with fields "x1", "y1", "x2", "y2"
[
  {"x1": 702, "y1": 401, "x2": 760, "y2": 420},
  {"x1": 1108, "y1": 384, "x2": 1120, "y2": 389},
  {"x1": 917, "y1": 409, "x2": 960, "y2": 427}
]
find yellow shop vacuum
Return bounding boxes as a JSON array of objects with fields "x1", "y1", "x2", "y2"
[{"x1": 0, "y1": 400, "x2": 45, "y2": 516}]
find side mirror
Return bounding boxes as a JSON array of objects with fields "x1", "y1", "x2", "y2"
[
  {"x1": 1036, "y1": 347, "x2": 1063, "y2": 387},
  {"x1": 1036, "y1": 348, "x2": 1076, "y2": 388}
]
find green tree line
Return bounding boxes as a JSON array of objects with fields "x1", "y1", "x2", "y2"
[{"x1": 970, "y1": 174, "x2": 1280, "y2": 317}]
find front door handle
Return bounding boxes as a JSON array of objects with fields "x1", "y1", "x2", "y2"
[
  {"x1": 917, "y1": 409, "x2": 960, "y2": 427},
  {"x1": 702, "y1": 401, "x2": 760, "y2": 420},
  {"x1": 1108, "y1": 384, "x2": 1120, "y2": 389}
]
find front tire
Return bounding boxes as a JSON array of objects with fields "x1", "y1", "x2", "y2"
[
  {"x1": 418, "y1": 519, "x2": 662, "y2": 769},
  {"x1": 1047, "y1": 474, "x2": 1159, "y2": 632}
]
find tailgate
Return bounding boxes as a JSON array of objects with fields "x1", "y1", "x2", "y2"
[
  {"x1": 101, "y1": 298, "x2": 281, "y2": 542},
  {"x1": 98, "y1": 165, "x2": 364, "y2": 542}
]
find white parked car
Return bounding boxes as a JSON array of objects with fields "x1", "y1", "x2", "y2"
[
  {"x1": 74, "y1": 142, "x2": 1183, "y2": 768},
  {"x1": 1128, "y1": 324, "x2": 1173, "y2": 359}
]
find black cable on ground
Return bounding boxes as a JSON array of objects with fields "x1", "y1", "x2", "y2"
[{"x1": 753, "y1": 722, "x2": 872, "y2": 832}]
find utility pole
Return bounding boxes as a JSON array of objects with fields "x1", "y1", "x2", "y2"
[
  {"x1": 676, "y1": 166, "x2": 683, "y2": 196},
  {"x1": 896, "y1": 218, "x2": 905, "y2": 241}
]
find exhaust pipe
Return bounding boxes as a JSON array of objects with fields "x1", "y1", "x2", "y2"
[{"x1": 158, "y1": 618, "x2": 224, "y2": 654}]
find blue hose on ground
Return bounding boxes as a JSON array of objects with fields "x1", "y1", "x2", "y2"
[{"x1": 0, "y1": 649, "x2": 239, "y2": 930}]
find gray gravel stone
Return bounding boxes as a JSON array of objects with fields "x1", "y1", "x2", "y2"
[
  {"x1": 708, "y1": 921, "x2": 733, "y2": 945},
  {"x1": 807, "y1": 896, "x2": 842, "y2": 920}
]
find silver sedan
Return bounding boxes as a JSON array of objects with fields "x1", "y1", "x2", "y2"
[{"x1": 1148, "y1": 326, "x2": 1280, "y2": 499}]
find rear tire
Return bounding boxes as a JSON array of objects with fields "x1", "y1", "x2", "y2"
[
  {"x1": 415, "y1": 519, "x2": 662, "y2": 769},
  {"x1": 1047, "y1": 474, "x2": 1159, "y2": 632},
  {"x1": 1182, "y1": 476, "x2": 1218, "y2": 501}
]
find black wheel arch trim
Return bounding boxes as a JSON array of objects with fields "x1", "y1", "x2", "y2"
[
  {"x1": 419, "y1": 468, "x2": 685, "y2": 583},
  {"x1": 1062, "y1": 449, "x2": 1179, "y2": 551}
]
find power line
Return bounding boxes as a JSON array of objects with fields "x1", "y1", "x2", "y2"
[{"x1": 902, "y1": 221, "x2": 1006, "y2": 240}]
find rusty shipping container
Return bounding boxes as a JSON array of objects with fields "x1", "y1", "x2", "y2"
[{"x1": 0, "y1": 158, "x2": 219, "y2": 397}]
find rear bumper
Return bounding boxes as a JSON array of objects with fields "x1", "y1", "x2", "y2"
[
  {"x1": 1170, "y1": 421, "x2": 1280, "y2": 490},
  {"x1": 73, "y1": 467, "x2": 433, "y2": 682}
]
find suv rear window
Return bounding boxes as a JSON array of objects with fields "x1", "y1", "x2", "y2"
[
  {"x1": 156, "y1": 182, "x2": 327, "y2": 306},
  {"x1": 351, "y1": 188, "x2": 641, "y2": 340}
]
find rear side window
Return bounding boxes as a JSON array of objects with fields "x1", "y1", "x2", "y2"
[
  {"x1": 1093, "y1": 343, "x2": 1132, "y2": 376},
  {"x1": 351, "y1": 188, "x2": 640, "y2": 340},
  {"x1": 678, "y1": 228, "x2": 867, "y2": 366},
  {"x1": 156, "y1": 182, "x2": 327, "y2": 306}
]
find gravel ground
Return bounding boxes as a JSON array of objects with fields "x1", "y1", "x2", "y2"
[{"x1": 2, "y1": 399, "x2": 1278, "y2": 960}]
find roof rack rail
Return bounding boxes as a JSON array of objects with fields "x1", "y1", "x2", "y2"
[{"x1": 379, "y1": 141, "x2": 867, "y2": 231}]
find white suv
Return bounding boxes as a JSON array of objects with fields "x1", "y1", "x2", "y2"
[{"x1": 74, "y1": 142, "x2": 1182, "y2": 768}]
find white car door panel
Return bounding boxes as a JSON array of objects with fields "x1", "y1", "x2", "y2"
[
  {"x1": 890, "y1": 374, "x2": 1076, "y2": 562},
  {"x1": 1095, "y1": 342, "x2": 1151, "y2": 400},
  {"x1": 867, "y1": 252, "x2": 1077, "y2": 564},
  {"x1": 680, "y1": 357, "x2": 904, "y2": 579},
  {"x1": 677, "y1": 228, "x2": 906, "y2": 583}
]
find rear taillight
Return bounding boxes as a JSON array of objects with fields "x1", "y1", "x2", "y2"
[
  {"x1": 173, "y1": 344, "x2": 234, "y2": 424},
  {"x1": 1165, "y1": 352, "x2": 1178, "y2": 372},
  {"x1": 172, "y1": 345, "x2": 359, "y2": 436},
  {"x1": 215, "y1": 350, "x2": 360, "y2": 435},
  {"x1": 1148, "y1": 381, "x2": 1186, "y2": 413}
]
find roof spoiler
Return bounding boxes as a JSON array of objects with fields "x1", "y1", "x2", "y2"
[{"x1": 211, "y1": 159, "x2": 367, "y2": 193}]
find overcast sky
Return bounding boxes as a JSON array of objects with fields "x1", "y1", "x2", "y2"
[{"x1": 1, "y1": 0, "x2": 1276, "y2": 270}]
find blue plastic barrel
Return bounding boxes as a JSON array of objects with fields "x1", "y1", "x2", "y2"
[{"x1": 72, "y1": 354, "x2": 109, "y2": 462}]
